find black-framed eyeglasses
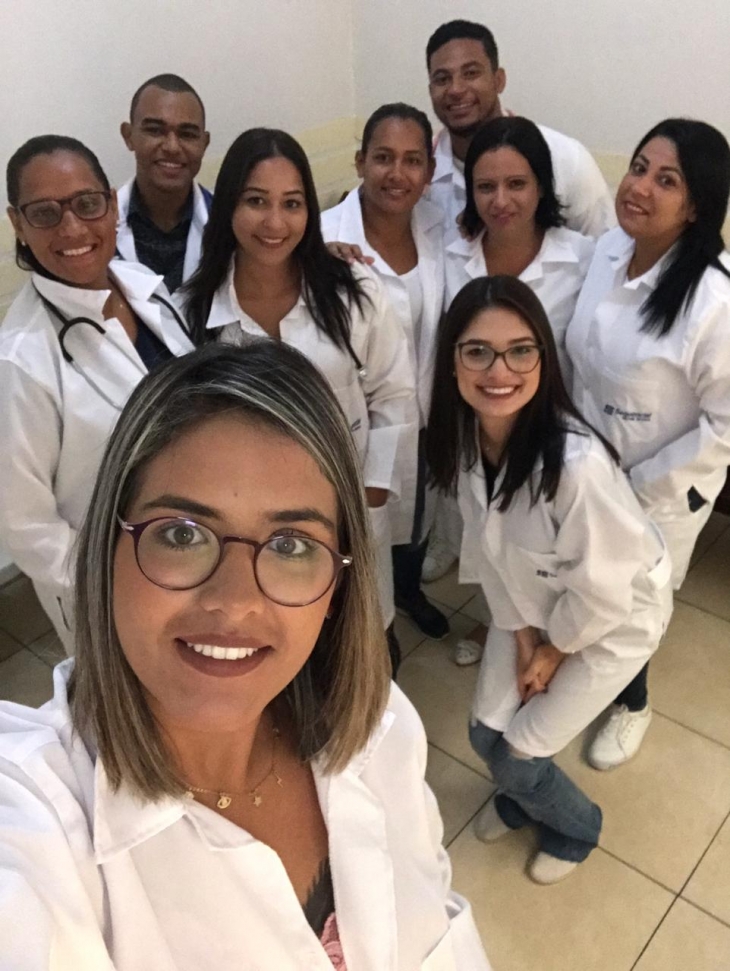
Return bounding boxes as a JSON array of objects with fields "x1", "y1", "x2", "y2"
[
  {"x1": 455, "y1": 340, "x2": 544, "y2": 374},
  {"x1": 16, "y1": 190, "x2": 112, "y2": 229},
  {"x1": 118, "y1": 517, "x2": 352, "y2": 607}
]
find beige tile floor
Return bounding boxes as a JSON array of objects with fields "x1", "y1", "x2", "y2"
[{"x1": 1, "y1": 513, "x2": 730, "y2": 970}]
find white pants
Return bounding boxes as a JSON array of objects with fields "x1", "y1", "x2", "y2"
[
  {"x1": 369, "y1": 504, "x2": 395, "y2": 627},
  {"x1": 34, "y1": 581, "x2": 75, "y2": 656},
  {"x1": 472, "y1": 590, "x2": 671, "y2": 758}
]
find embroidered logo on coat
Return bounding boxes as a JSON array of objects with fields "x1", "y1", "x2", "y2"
[{"x1": 603, "y1": 404, "x2": 651, "y2": 422}]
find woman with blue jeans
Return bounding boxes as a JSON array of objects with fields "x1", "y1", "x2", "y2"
[{"x1": 426, "y1": 276, "x2": 672, "y2": 883}]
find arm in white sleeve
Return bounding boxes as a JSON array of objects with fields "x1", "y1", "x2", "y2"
[
  {"x1": 629, "y1": 296, "x2": 730, "y2": 505},
  {"x1": 0, "y1": 362, "x2": 77, "y2": 595},
  {"x1": 0, "y1": 762, "x2": 115, "y2": 971},
  {"x1": 356, "y1": 273, "x2": 418, "y2": 494},
  {"x1": 547, "y1": 446, "x2": 648, "y2": 653}
]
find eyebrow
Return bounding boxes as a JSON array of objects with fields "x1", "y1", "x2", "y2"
[
  {"x1": 243, "y1": 186, "x2": 305, "y2": 196},
  {"x1": 139, "y1": 495, "x2": 336, "y2": 532},
  {"x1": 462, "y1": 337, "x2": 536, "y2": 346},
  {"x1": 140, "y1": 117, "x2": 202, "y2": 131},
  {"x1": 635, "y1": 153, "x2": 682, "y2": 176}
]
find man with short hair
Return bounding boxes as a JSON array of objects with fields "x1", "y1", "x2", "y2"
[
  {"x1": 118, "y1": 74, "x2": 211, "y2": 295},
  {"x1": 426, "y1": 20, "x2": 614, "y2": 237}
]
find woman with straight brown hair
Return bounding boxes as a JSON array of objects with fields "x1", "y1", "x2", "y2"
[{"x1": 0, "y1": 342, "x2": 491, "y2": 970}]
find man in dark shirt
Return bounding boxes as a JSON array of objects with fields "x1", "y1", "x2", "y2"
[{"x1": 118, "y1": 74, "x2": 211, "y2": 294}]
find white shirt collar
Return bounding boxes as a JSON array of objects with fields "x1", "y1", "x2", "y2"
[
  {"x1": 605, "y1": 227, "x2": 674, "y2": 290},
  {"x1": 31, "y1": 259, "x2": 163, "y2": 321},
  {"x1": 205, "y1": 260, "x2": 307, "y2": 333}
]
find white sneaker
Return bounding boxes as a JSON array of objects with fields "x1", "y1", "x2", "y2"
[
  {"x1": 588, "y1": 703, "x2": 652, "y2": 771},
  {"x1": 474, "y1": 798, "x2": 512, "y2": 843},
  {"x1": 453, "y1": 638, "x2": 485, "y2": 666},
  {"x1": 528, "y1": 851, "x2": 578, "y2": 885},
  {"x1": 422, "y1": 538, "x2": 457, "y2": 583}
]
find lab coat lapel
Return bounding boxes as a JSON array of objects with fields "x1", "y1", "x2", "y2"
[
  {"x1": 110, "y1": 262, "x2": 192, "y2": 357},
  {"x1": 32, "y1": 274, "x2": 145, "y2": 410},
  {"x1": 181, "y1": 183, "x2": 209, "y2": 282},
  {"x1": 315, "y1": 715, "x2": 398, "y2": 971},
  {"x1": 413, "y1": 199, "x2": 445, "y2": 384},
  {"x1": 115, "y1": 180, "x2": 139, "y2": 263}
]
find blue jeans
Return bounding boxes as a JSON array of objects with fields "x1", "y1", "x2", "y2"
[{"x1": 469, "y1": 719, "x2": 602, "y2": 863}]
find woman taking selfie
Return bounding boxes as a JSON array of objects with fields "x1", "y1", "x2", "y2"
[
  {"x1": 185, "y1": 129, "x2": 417, "y2": 671},
  {"x1": 0, "y1": 343, "x2": 491, "y2": 970},
  {"x1": 427, "y1": 277, "x2": 672, "y2": 884},
  {"x1": 566, "y1": 119, "x2": 730, "y2": 769},
  {"x1": 322, "y1": 103, "x2": 448, "y2": 640},
  {"x1": 0, "y1": 135, "x2": 192, "y2": 650}
]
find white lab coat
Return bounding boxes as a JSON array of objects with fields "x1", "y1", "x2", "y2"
[
  {"x1": 321, "y1": 187, "x2": 446, "y2": 424},
  {"x1": 444, "y1": 225, "x2": 595, "y2": 383},
  {"x1": 0, "y1": 262, "x2": 193, "y2": 650},
  {"x1": 206, "y1": 262, "x2": 419, "y2": 625},
  {"x1": 116, "y1": 179, "x2": 210, "y2": 294},
  {"x1": 459, "y1": 429, "x2": 672, "y2": 756},
  {"x1": 566, "y1": 228, "x2": 730, "y2": 587},
  {"x1": 0, "y1": 661, "x2": 492, "y2": 971},
  {"x1": 321, "y1": 188, "x2": 445, "y2": 545},
  {"x1": 429, "y1": 126, "x2": 615, "y2": 239}
]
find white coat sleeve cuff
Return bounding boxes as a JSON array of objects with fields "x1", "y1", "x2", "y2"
[{"x1": 363, "y1": 425, "x2": 403, "y2": 493}]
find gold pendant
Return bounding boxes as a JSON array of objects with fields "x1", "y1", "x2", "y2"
[
  {"x1": 252, "y1": 791, "x2": 263, "y2": 807},
  {"x1": 217, "y1": 794, "x2": 232, "y2": 810},
  {"x1": 275, "y1": 774, "x2": 283, "y2": 787}
]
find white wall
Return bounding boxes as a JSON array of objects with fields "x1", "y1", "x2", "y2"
[
  {"x1": 0, "y1": 0, "x2": 355, "y2": 207},
  {"x1": 353, "y1": 0, "x2": 730, "y2": 155}
]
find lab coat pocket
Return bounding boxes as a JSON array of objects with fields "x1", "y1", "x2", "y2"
[
  {"x1": 592, "y1": 365, "x2": 660, "y2": 467},
  {"x1": 506, "y1": 546, "x2": 561, "y2": 627},
  {"x1": 421, "y1": 927, "x2": 456, "y2": 970}
]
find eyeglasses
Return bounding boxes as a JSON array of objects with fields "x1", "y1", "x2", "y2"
[
  {"x1": 455, "y1": 341, "x2": 544, "y2": 374},
  {"x1": 17, "y1": 190, "x2": 112, "y2": 229},
  {"x1": 118, "y1": 517, "x2": 352, "y2": 607}
]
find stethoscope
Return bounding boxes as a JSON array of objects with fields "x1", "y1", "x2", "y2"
[{"x1": 34, "y1": 285, "x2": 192, "y2": 410}]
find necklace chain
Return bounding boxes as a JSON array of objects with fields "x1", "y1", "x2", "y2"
[{"x1": 186, "y1": 725, "x2": 282, "y2": 810}]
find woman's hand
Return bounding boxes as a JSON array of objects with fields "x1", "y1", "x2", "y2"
[
  {"x1": 326, "y1": 241, "x2": 375, "y2": 266},
  {"x1": 519, "y1": 642, "x2": 567, "y2": 703},
  {"x1": 515, "y1": 627, "x2": 540, "y2": 693},
  {"x1": 365, "y1": 487, "x2": 389, "y2": 508}
]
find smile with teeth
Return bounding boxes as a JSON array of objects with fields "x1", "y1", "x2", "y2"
[
  {"x1": 257, "y1": 236, "x2": 288, "y2": 246},
  {"x1": 624, "y1": 200, "x2": 648, "y2": 215},
  {"x1": 479, "y1": 385, "x2": 519, "y2": 396},
  {"x1": 157, "y1": 160, "x2": 184, "y2": 169},
  {"x1": 59, "y1": 245, "x2": 94, "y2": 257},
  {"x1": 185, "y1": 642, "x2": 265, "y2": 660}
]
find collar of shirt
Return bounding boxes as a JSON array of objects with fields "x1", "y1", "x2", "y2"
[
  {"x1": 127, "y1": 180, "x2": 193, "y2": 230},
  {"x1": 205, "y1": 259, "x2": 307, "y2": 335},
  {"x1": 333, "y1": 188, "x2": 443, "y2": 280},
  {"x1": 605, "y1": 227, "x2": 674, "y2": 291},
  {"x1": 31, "y1": 260, "x2": 163, "y2": 321},
  {"x1": 39, "y1": 660, "x2": 397, "y2": 863},
  {"x1": 432, "y1": 128, "x2": 459, "y2": 186}
]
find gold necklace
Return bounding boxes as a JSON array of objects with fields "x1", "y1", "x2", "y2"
[{"x1": 186, "y1": 725, "x2": 282, "y2": 810}]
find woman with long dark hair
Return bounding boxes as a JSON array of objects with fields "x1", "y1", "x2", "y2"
[
  {"x1": 566, "y1": 119, "x2": 730, "y2": 769},
  {"x1": 427, "y1": 275, "x2": 672, "y2": 884},
  {"x1": 184, "y1": 129, "x2": 417, "y2": 672}
]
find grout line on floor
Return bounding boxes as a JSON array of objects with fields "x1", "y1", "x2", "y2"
[
  {"x1": 676, "y1": 807, "x2": 730, "y2": 901},
  {"x1": 651, "y1": 708, "x2": 730, "y2": 753},
  {"x1": 672, "y1": 591, "x2": 730, "y2": 624},
  {"x1": 445, "y1": 794, "x2": 494, "y2": 850},
  {"x1": 677, "y1": 895, "x2": 730, "y2": 932},
  {"x1": 629, "y1": 895, "x2": 680, "y2": 971},
  {"x1": 427, "y1": 740, "x2": 492, "y2": 782},
  {"x1": 597, "y1": 844, "x2": 678, "y2": 897}
]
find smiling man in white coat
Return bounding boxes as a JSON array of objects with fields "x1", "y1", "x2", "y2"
[
  {"x1": 425, "y1": 20, "x2": 615, "y2": 238},
  {"x1": 117, "y1": 74, "x2": 212, "y2": 296}
]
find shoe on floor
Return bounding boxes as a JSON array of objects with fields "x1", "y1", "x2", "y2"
[
  {"x1": 421, "y1": 538, "x2": 457, "y2": 583},
  {"x1": 474, "y1": 798, "x2": 512, "y2": 843},
  {"x1": 454, "y1": 638, "x2": 484, "y2": 666},
  {"x1": 528, "y1": 851, "x2": 579, "y2": 885},
  {"x1": 395, "y1": 591, "x2": 449, "y2": 640},
  {"x1": 588, "y1": 703, "x2": 652, "y2": 771}
]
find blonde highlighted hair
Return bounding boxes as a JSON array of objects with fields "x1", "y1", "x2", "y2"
[{"x1": 70, "y1": 342, "x2": 390, "y2": 799}]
